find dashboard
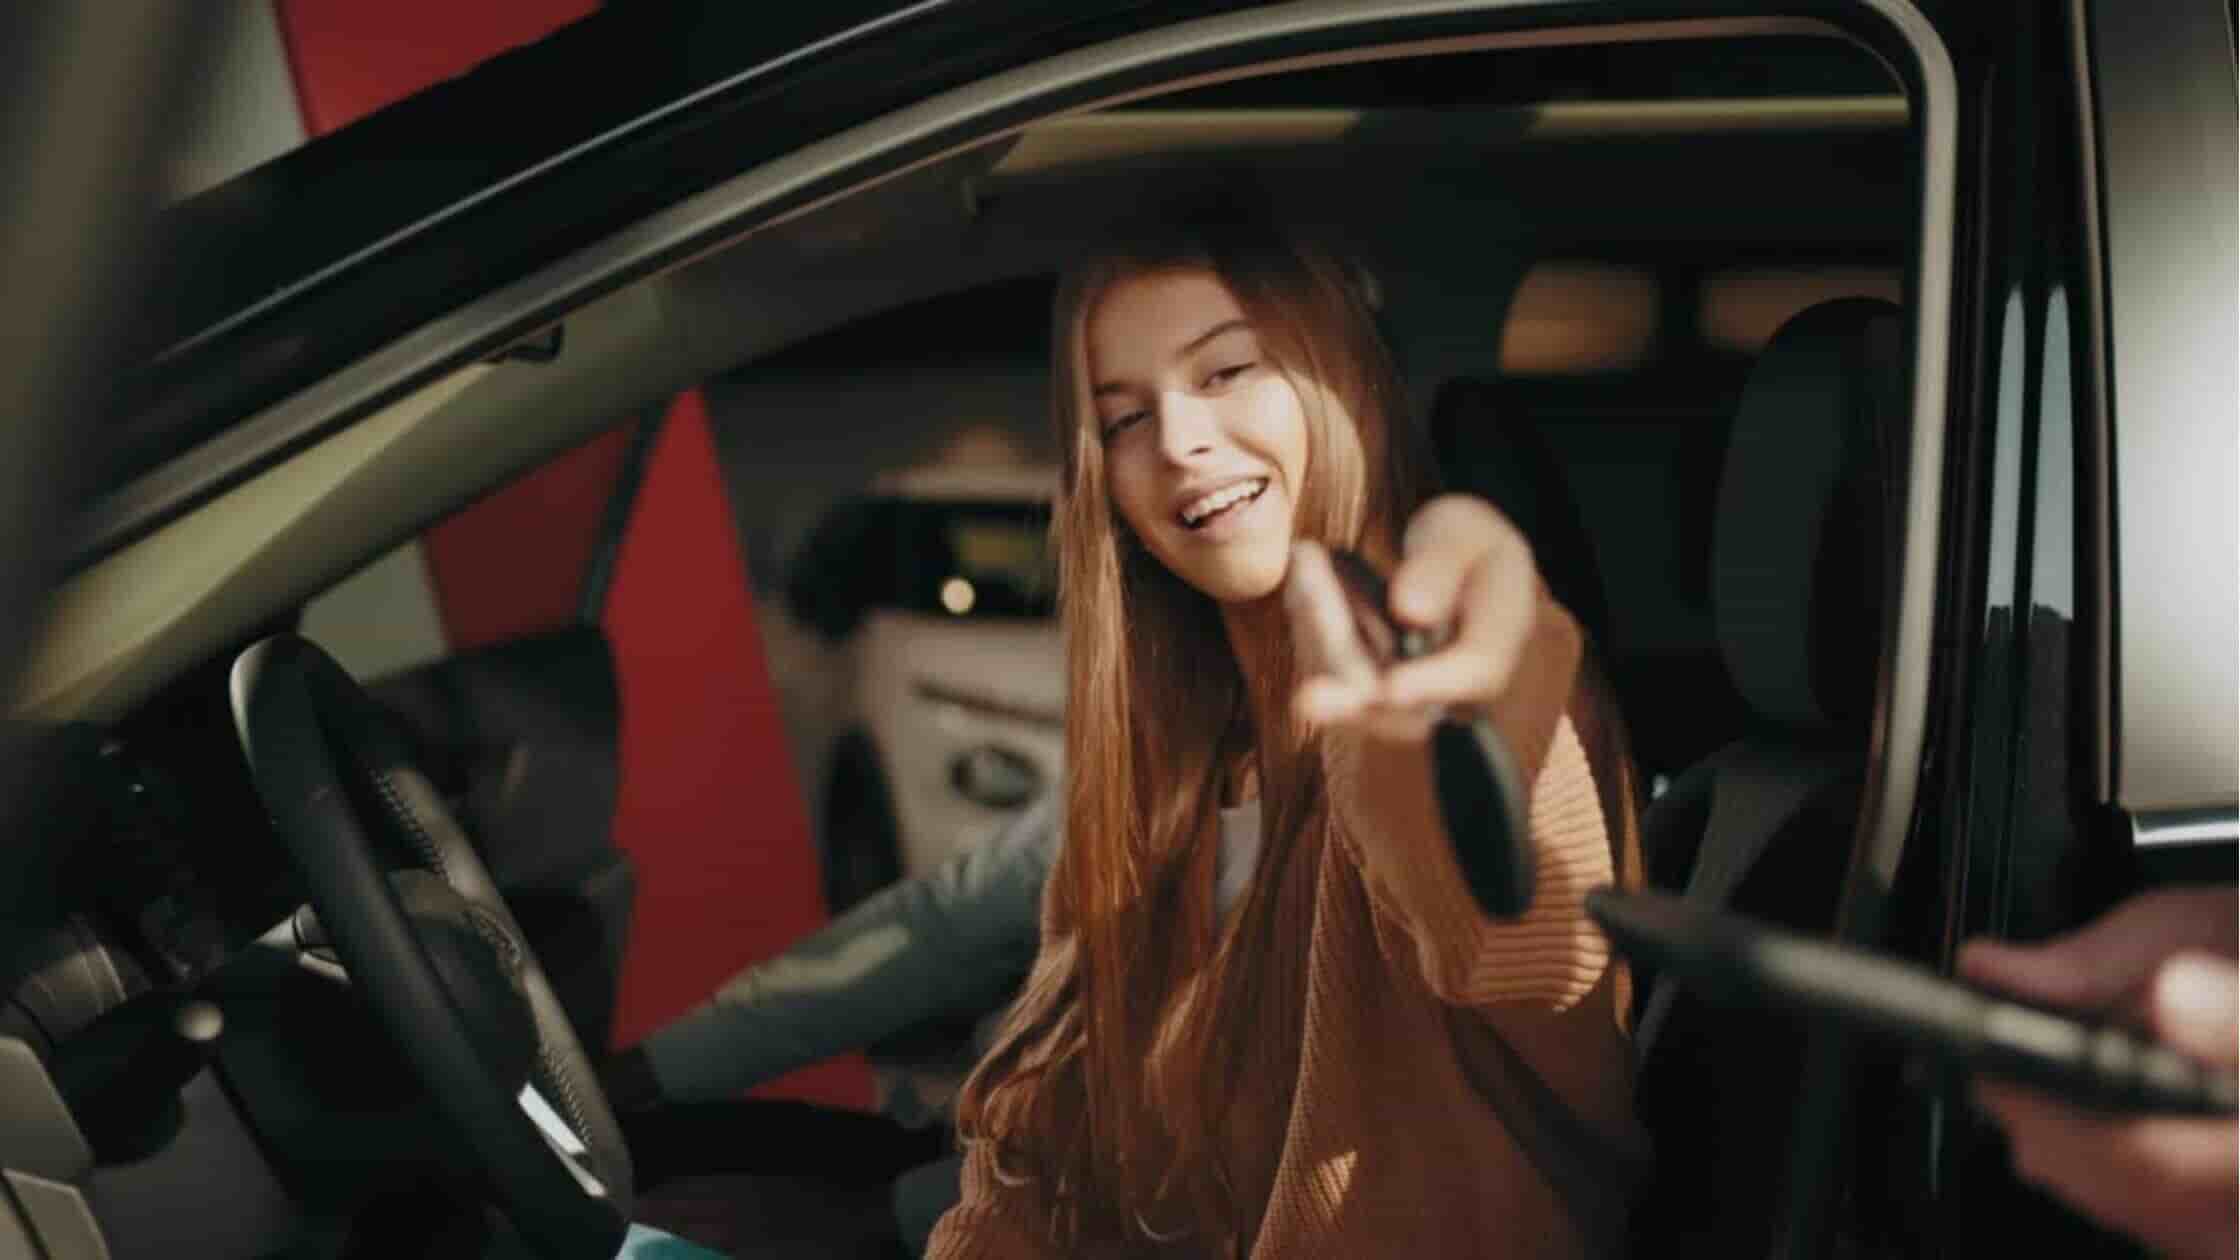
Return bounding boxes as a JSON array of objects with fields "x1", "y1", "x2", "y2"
[
  {"x1": 1, "y1": 621, "x2": 643, "y2": 1260},
  {"x1": 0, "y1": 704, "x2": 314, "y2": 1260},
  {"x1": 0, "y1": 662, "x2": 484, "y2": 1260}
]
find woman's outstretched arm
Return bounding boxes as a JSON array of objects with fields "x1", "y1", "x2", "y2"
[{"x1": 1289, "y1": 496, "x2": 1627, "y2": 1013}]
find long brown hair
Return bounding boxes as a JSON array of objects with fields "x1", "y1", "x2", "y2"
[{"x1": 955, "y1": 182, "x2": 1440, "y2": 1251}]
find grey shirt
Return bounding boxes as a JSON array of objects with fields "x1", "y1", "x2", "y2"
[
  {"x1": 643, "y1": 792, "x2": 1061, "y2": 1102},
  {"x1": 640, "y1": 789, "x2": 1263, "y2": 1104}
]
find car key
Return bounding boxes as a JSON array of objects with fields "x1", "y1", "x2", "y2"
[
  {"x1": 1585, "y1": 887, "x2": 2240, "y2": 1116},
  {"x1": 1325, "y1": 548, "x2": 1536, "y2": 918}
]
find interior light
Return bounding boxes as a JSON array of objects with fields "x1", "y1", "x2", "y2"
[{"x1": 941, "y1": 577, "x2": 976, "y2": 615}]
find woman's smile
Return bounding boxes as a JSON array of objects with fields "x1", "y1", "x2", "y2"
[{"x1": 1175, "y1": 475, "x2": 1270, "y2": 534}]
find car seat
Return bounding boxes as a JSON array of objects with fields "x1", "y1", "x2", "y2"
[
  {"x1": 1623, "y1": 296, "x2": 1909, "y2": 1253},
  {"x1": 1429, "y1": 376, "x2": 1615, "y2": 654},
  {"x1": 1427, "y1": 366, "x2": 1754, "y2": 779}
]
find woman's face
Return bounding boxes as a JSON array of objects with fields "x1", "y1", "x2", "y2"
[{"x1": 1087, "y1": 267, "x2": 1310, "y2": 604}]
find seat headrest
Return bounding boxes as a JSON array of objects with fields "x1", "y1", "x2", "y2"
[
  {"x1": 1714, "y1": 297, "x2": 1907, "y2": 732},
  {"x1": 1428, "y1": 378, "x2": 1612, "y2": 646}
]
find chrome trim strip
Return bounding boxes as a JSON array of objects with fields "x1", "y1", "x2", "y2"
[
  {"x1": 1854, "y1": 0, "x2": 1957, "y2": 894},
  {"x1": 2133, "y1": 808, "x2": 2240, "y2": 850}
]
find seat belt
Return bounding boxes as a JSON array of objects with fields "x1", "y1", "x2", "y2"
[
  {"x1": 1447, "y1": 1006, "x2": 1651, "y2": 1259},
  {"x1": 1631, "y1": 742, "x2": 1847, "y2": 1068},
  {"x1": 1441, "y1": 699, "x2": 1652, "y2": 1260}
]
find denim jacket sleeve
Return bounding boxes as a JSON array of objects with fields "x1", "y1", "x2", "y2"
[{"x1": 640, "y1": 793, "x2": 1059, "y2": 1101}]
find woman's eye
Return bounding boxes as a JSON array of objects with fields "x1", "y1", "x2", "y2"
[
  {"x1": 1204, "y1": 362, "x2": 1254, "y2": 390},
  {"x1": 1101, "y1": 410, "x2": 1148, "y2": 440}
]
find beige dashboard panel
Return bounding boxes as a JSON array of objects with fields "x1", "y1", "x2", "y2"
[
  {"x1": 13, "y1": 367, "x2": 488, "y2": 724},
  {"x1": 14, "y1": 282, "x2": 677, "y2": 724}
]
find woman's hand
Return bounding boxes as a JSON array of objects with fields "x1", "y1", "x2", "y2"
[{"x1": 1285, "y1": 495, "x2": 1574, "y2": 748}]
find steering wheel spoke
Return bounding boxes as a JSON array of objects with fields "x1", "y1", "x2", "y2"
[{"x1": 520, "y1": 1082, "x2": 612, "y2": 1201}]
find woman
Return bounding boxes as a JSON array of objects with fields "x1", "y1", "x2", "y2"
[{"x1": 930, "y1": 185, "x2": 1645, "y2": 1258}]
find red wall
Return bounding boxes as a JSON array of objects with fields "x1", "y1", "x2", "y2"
[
  {"x1": 273, "y1": 0, "x2": 871, "y2": 1109},
  {"x1": 273, "y1": 0, "x2": 601, "y2": 136},
  {"x1": 600, "y1": 394, "x2": 865, "y2": 1109},
  {"x1": 421, "y1": 427, "x2": 635, "y2": 650}
]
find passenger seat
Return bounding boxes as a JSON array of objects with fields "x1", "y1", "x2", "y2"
[
  {"x1": 1428, "y1": 368, "x2": 1755, "y2": 778},
  {"x1": 1623, "y1": 297, "x2": 1908, "y2": 1254},
  {"x1": 1428, "y1": 377, "x2": 1615, "y2": 654}
]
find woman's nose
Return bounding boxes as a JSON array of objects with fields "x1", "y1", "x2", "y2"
[{"x1": 1156, "y1": 393, "x2": 1219, "y2": 462}]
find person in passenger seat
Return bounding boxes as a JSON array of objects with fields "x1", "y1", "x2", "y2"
[
  {"x1": 600, "y1": 794, "x2": 1059, "y2": 1252},
  {"x1": 927, "y1": 180, "x2": 1646, "y2": 1258}
]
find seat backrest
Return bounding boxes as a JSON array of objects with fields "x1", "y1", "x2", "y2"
[
  {"x1": 1429, "y1": 367, "x2": 1760, "y2": 777},
  {"x1": 1626, "y1": 297, "x2": 1908, "y2": 1254},
  {"x1": 1428, "y1": 377, "x2": 1615, "y2": 651}
]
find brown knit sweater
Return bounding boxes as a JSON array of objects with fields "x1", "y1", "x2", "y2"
[{"x1": 929, "y1": 617, "x2": 1644, "y2": 1258}]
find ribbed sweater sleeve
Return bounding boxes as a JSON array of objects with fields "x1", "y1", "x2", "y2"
[{"x1": 1327, "y1": 593, "x2": 1617, "y2": 1013}]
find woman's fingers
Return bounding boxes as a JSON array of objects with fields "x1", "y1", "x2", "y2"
[
  {"x1": 1381, "y1": 559, "x2": 1527, "y2": 711},
  {"x1": 1383, "y1": 501, "x2": 1538, "y2": 713},
  {"x1": 1287, "y1": 542, "x2": 1435, "y2": 737},
  {"x1": 1288, "y1": 496, "x2": 1550, "y2": 726},
  {"x1": 1389, "y1": 497, "x2": 1500, "y2": 627}
]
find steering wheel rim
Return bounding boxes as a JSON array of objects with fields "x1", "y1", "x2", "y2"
[{"x1": 230, "y1": 635, "x2": 632, "y2": 1257}]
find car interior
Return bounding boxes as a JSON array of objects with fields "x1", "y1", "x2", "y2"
[{"x1": 0, "y1": 18, "x2": 1939, "y2": 1260}]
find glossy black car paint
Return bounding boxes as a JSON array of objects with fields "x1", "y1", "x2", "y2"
[{"x1": 1880, "y1": 3, "x2": 2178, "y2": 1254}]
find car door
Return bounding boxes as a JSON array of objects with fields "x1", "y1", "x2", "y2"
[{"x1": 1901, "y1": 1, "x2": 2237, "y2": 1253}]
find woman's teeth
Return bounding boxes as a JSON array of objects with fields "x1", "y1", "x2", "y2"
[{"x1": 1180, "y1": 479, "x2": 1268, "y2": 529}]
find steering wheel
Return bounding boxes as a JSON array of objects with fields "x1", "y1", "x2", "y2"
[{"x1": 230, "y1": 635, "x2": 632, "y2": 1257}]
